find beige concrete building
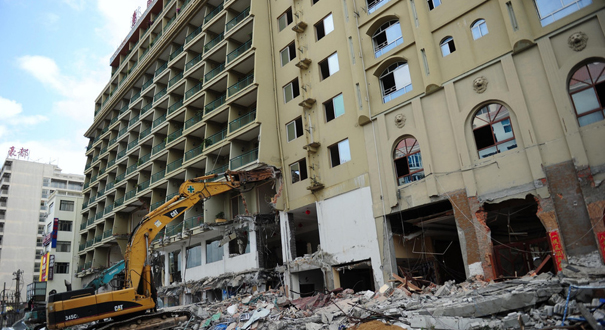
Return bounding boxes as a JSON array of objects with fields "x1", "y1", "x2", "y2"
[{"x1": 83, "y1": 0, "x2": 605, "y2": 303}]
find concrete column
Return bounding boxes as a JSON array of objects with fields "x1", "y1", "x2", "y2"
[{"x1": 163, "y1": 251, "x2": 170, "y2": 286}]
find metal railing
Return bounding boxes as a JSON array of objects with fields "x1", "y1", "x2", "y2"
[
  {"x1": 114, "y1": 172, "x2": 125, "y2": 183},
  {"x1": 204, "y1": 2, "x2": 224, "y2": 24},
  {"x1": 125, "y1": 189, "x2": 137, "y2": 201},
  {"x1": 139, "y1": 152, "x2": 151, "y2": 164},
  {"x1": 184, "y1": 214, "x2": 204, "y2": 230},
  {"x1": 164, "y1": 15, "x2": 177, "y2": 32},
  {"x1": 118, "y1": 127, "x2": 127, "y2": 137},
  {"x1": 141, "y1": 78, "x2": 154, "y2": 91},
  {"x1": 104, "y1": 204, "x2": 114, "y2": 214},
  {"x1": 138, "y1": 180, "x2": 150, "y2": 192},
  {"x1": 184, "y1": 145, "x2": 203, "y2": 161},
  {"x1": 185, "y1": 24, "x2": 203, "y2": 44},
  {"x1": 86, "y1": 240, "x2": 93, "y2": 248},
  {"x1": 226, "y1": 7, "x2": 250, "y2": 32},
  {"x1": 167, "y1": 158, "x2": 183, "y2": 173},
  {"x1": 169, "y1": 45, "x2": 184, "y2": 61},
  {"x1": 168, "y1": 72, "x2": 183, "y2": 88},
  {"x1": 141, "y1": 102, "x2": 153, "y2": 115},
  {"x1": 103, "y1": 229, "x2": 113, "y2": 239},
  {"x1": 154, "y1": 87, "x2": 167, "y2": 102},
  {"x1": 130, "y1": 91, "x2": 141, "y2": 104},
  {"x1": 227, "y1": 73, "x2": 254, "y2": 96},
  {"x1": 94, "y1": 235, "x2": 102, "y2": 244},
  {"x1": 153, "y1": 114, "x2": 167, "y2": 128},
  {"x1": 150, "y1": 200, "x2": 164, "y2": 211},
  {"x1": 205, "y1": 93, "x2": 226, "y2": 114},
  {"x1": 109, "y1": 137, "x2": 117, "y2": 146},
  {"x1": 185, "y1": 53, "x2": 203, "y2": 71},
  {"x1": 129, "y1": 114, "x2": 140, "y2": 127},
  {"x1": 165, "y1": 222, "x2": 183, "y2": 236},
  {"x1": 140, "y1": 126, "x2": 152, "y2": 140},
  {"x1": 152, "y1": 228, "x2": 166, "y2": 242},
  {"x1": 230, "y1": 148, "x2": 259, "y2": 169},
  {"x1": 166, "y1": 191, "x2": 179, "y2": 200},
  {"x1": 117, "y1": 149, "x2": 126, "y2": 159},
  {"x1": 126, "y1": 163, "x2": 138, "y2": 175},
  {"x1": 127, "y1": 138, "x2": 139, "y2": 150},
  {"x1": 114, "y1": 196, "x2": 124, "y2": 207},
  {"x1": 229, "y1": 111, "x2": 256, "y2": 132},
  {"x1": 155, "y1": 61, "x2": 167, "y2": 77},
  {"x1": 206, "y1": 164, "x2": 228, "y2": 180},
  {"x1": 119, "y1": 104, "x2": 129, "y2": 115},
  {"x1": 168, "y1": 98, "x2": 184, "y2": 114},
  {"x1": 206, "y1": 128, "x2": 227, "y2": 147},
  {"x1": 204, "y1": 32, "x2": 224, "y2": 53},
  {"x1": 185, "y1": 111, "x2": 204, "y2": 129},
  {"x1": 150, "y1": 30, "x2": 163, "y2": 48},
  {"x1": 151, "y1": 169, "x2": 166, "y2": 183},
  {"x1": 152, "y1": 140, "x2": 166, "y2": 154},
  {"x1": 204, "y1": 62, "x2": 225, "y2": 82},
  {"x1": 185, "y1": 82, "x2": 203, "y2": 100},
  {"x1": 105, "y1": 181, "x2": 114, "y2": 191},
  {"x1": 227, "y1": 39, "x2": 252, "y2": 64},
  {"x1": 166, "y1": 128, "x2": 183, "y2": 143}
]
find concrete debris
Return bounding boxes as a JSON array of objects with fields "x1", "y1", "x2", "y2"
[{"x1": 160, "y1": 252, "x2": 605, "y2": 330}]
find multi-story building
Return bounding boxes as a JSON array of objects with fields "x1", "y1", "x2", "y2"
[
  {"x1": 38, "y1": 191, "x2": 84, "y2": 300},
  {"x1": 84, "y1": 0, "x2": 605, "y2": 304},
  {"x1": 0, "y1": 158, "x2": 83, "y2": 301}
]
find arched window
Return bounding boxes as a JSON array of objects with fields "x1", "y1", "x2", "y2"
[
  {"x1": 471, "y1": 19, "x2": 488, "y2": 40},
  {"x1": 568, "y1": 61, "x2": 605, "y2": 127},
  {"x1": 380, "y1": 62, "x2": 412, "y2": 103},
  {"x1": 472, "y1": 104, "x2": 517, "y2": 158},
  {"x1": 372, "y1": 20, "x2": 403, "y2": 58},
  {"x1": 440, "y1": 36, "x2": 455, "y2": 56},
  {"x1": 394, "y1": 137, "x2": 424, "y2": 185}
]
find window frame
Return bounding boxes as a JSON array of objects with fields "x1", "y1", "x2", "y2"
[
  {"x1": 205, "y1": 238, "x2": 224, "y2": 264},
  {"x1": 186, "y1": 245, "x2": 202, "y2": 268},
  {"x1": 59, "y1": 200, "x2": 75, "y2": 211},
  {"x1": 278, "y1": 8, "x2": 293, "y2": 32},
  {"x1": 315, "y1": 13, "x2": 334, "y2": 41},
  {"x1": 393, "y1": 137, "x2": 425, "y2": 186},
  {"x1": 440, "y1": 36, "x2": 455, "y2": 57},
  {"x1": 472, "y1": 103, "x2": 518, "y2": 159},
  {"x1": 372, "y1": 20, "x2": 403, "y2": 58},
  {"x1": 280, "y1": 42, "x2": 297, "y2": 66},
  {"x1": 286, "y1": 117, "x2": 304, "y2": 142},
  {"x1": 290, "y1": 158, "x2": 308, "y2": 184},
  {"x1": 283, "y1": 79, "x2": 300, "y2": 103},
  {"x1": 58, "y1": 220, "x2": 72, "y2": 232},
  {"x1": 328, "y1": 139, "x2": 351, "y2": 168},
  {"x1": 568, "y1": 61, "x2": 605, "y2": 127},
  {"x1": 324, "y1": 93, "x2": 345, "y2": 122},
  {"x1": 318, "y1": 52, "x2": 339, "y2": 80},
  {"x1": 56, "y1": 241, "x2": 71, "y2": 253},
  {"x1": 367, "y1": 0, "x2": 391, "y2": 14},
  {"x1": 471, "y1": 19, "x2": 488, "y2": 40},
  {"x1": 427, "y1": 0, "x2": 441, "y2": 10},
  {"x1": 380, "y1": 62, "x2": 413, "y2": 103},
  {"x1": 55, "y1": 262, "x2": 69, "y2": 274},
  {"x1": 533, "y1": 0, "x2": 592, "y2": 27}
]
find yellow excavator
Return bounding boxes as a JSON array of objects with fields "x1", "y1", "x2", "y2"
[{"x1": 45, "y1": 167, "x2": 279, "y2": 330}]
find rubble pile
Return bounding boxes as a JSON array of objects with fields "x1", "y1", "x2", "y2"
[{"x1": 160, "y1": 255, "x2": 605, "y2": 330}]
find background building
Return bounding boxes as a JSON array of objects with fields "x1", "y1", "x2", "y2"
[{"x1": 0, "y1": 158, "x2": 83, "y2": 302}]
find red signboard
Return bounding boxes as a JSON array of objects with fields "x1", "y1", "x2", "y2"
[
  {"x1": 597, "y1": 232, "x2": 605, "y2": 263},
  {"x1": 548, "y1": 230, "x2": 565, "y2": 271}
]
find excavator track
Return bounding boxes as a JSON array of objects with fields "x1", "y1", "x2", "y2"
[{"x1": 91, "y1": 310, "x2": 192, "y2": 330}]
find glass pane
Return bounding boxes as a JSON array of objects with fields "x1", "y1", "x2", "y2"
[
  {"x1": 408, "y1": 153, "x2": 423, "y2": 172},
  {"x1": 492, "y1": 119, "x2": 514, "y2": 142},
  {"x1": 441, "y1": 43, "x2": 450, "y2": 56},
  {"x1": 324, "y1": 14, "x2": 334, "y2": 35},
  {"x1": 497, "y1": 139, "x2": 517, "y2": 153},
  {"x1": 385, "y1": 23, "x2": 402, "y2": 45},
  {"x1": 290, "y1": 163, "x2": 300, "y2": 183},
  {"x1": 493, "y1": 105, "x2": 510, "y2": 122},
  {"x1": 473, "y1": 108, "x2": 490, "y2": 128},
  {"x1": 478, "y1": 145, "x2": 498, "y2": 158},
  {"x1": 578, "y1": 111, "x2": 604, "y2": 127},
  {"x1": 393, "y1": 64, "x2": 411, "y2": 91},
  {"x1": 284, "y1": 83, "x2": 293, "y2": 103},
  {"x1": 333, "y1": 94, "x2": 345, "y2": 118},
  {"x1": 472, "y1": 26, "x2": 481, "y2": 40},
  {"x1": 338, "y1": 139, "x2": 351, "y2": 164},
  {"x1": 572, "y1": 88, "x2": 600, "y2": 114},
  {"x1": 286, "y1": 122, "x2": 295, "y2": 141},
  {"x1": 535, "y1": 0, "x2": 562, "y2": 17},
  {"x1": 588, "y1": 62, "x2": 605, "y2": 83},
  {"x1": 480, "y1": 23, "x2": 488, "y2": 36},
  {"x1": 328, "y1": 53, "x2": 339, "y2": 75},
  {"x1": 278, "y1": 15, "x2": 287, "y2": 31},
  {"x1": 280, "y1": 49, "x2": 290, "y2": 66}
]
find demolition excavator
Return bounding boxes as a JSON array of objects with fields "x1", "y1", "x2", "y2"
[{"x1": 45, "y1": 167, "x2": 279, "y2": 330}]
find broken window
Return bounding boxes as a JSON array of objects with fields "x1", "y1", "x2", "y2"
[
  {"x1": 169, "y1": 250, "x2": 181, "y2": 283},
  {"x1": 324, "y1": 94, "x2": 345, "y2": 122},
  {"x1": 186, "y1": 245, "x2": 201, "y2": 268},
  {"x1": 206, "y1": 238, "x2": 224, "y2": 263},
  {"x1": 286, "y1": 117, "x2": 304, "y2": 142},
  {"x1": 278, "y1": 8, "x2": 293, "y2": 31},
  {"x1": 329, "y1": 139, "x2": 351, "y2": 167},
  {"x1": 283, "y1": 79, "x2": 300, "y2": 103},
  {"x1": 315, "y1": 13, "x2": 334, "y2": 41},
  {"x1": 318, "y1": 53, "x2": 339, "y2": 80},
  {"x1": 229, "y1": 228, "x2": 250, "y2": 255},
  {"x1": 427, "y1": 0, "x2": 441, "y2": 10},
  {"x1": 55, "y1": 262, "x2": 69, "y2": 274},
  {"x1": 440, "y1": 36, "x2": 455, "y2": 56},
  {"x1": 471, "y1": 19, "x2": 488, "y2": 40},
  {"x1": 568, "y1": 61, "x2": 605, "y2": 127},
  {"x1": 367, "y1": 0, "x2": 390, "y2": 14},
  {"x1": 231, "y1": 194, "x2": 245, "y2": 217},
  {"x1": 393, "y1": 137, "x2": 425, "y2": 185},
  {"x1": 380, "y1": 62, "x2": 412, "y2": 103},
  {"x1": 534, "y1": 0, "x2": 592, "y2": 26},
  {"x1": 280, "y1": 42, "x2": 296, "y2": 66},
  {"x1": 373, "y1": 20, "x2": 403, "y2": 58},
  {"x1": 472, "y1": 103, "x2": 517, "y2": 158},
  {"x1": 290, "y1": 158, "x2": 308, "y2": 183}
]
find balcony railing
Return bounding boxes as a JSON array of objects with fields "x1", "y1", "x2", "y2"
[
  {"x1": 184, "y1": 145, "x2": 203, "y2": 161},
  {"x1": 155, "y1": 61, "x2": 167, "y2": 77},
  {"x1": 164, "y1": 15, "x2": 177, "y2": 32},
  {"x1": 185, "y1": 53, "x2": 203, "y2": 71},
  {"x1": 206, "y1": 164, "x2": 229, "y2": 179},
  {"x1": 204, "y1": 32, "x2": 224, "y2": 53},
  {"x1": 94, "y1": 235, "x2": 103, "y2": 244},
  {"x1": 166, "y1": 191, "x2": 179, "y2": 200},
  {"x1": 139, "y1": 152, "x2": 151, "y2": 164},
  {"x1": 169, "y1": 45, "x2": 184, "y2": 61},
  {"x1": 105, "y1": 204, "x2": 114, "y2": 214},
  {"x1": 87, "y1": 218, "x2": 95, "y2": 226},
  {"x1": 140, "y1": 127, "x2": 152, "y2": 140},
  {"x1": 127, "y1": 138, "x2": 139, "y2": 150},
  {"x1": 185, "y1": 82, "x2": 202, "y2": 100},
  {"x1": 185, "y1": 111, "x2": 204, "y2": 130},
  {"x1": 137, "y1": 180, "x2": 150, "y2": 192},
  {"x1": 125, "y1": 189, "x2": 137, "y2": 201},
  {"x1": 205, "y1": 93, "x2": 226, "y2": 114},
  {"x1": 150, "y1": 200, "x2": 164, "y2": 211},
  {"x1": 229, "y1": 111, "x2": 256, "y2": 132},
  {"x1": 151, "y1": 169, "x2": 166, "y2": 183},
  {"x1": 153, "y1": 228, "x2": 166, "y2": 242},
  {"x1": 227, "y1": 39, "x2": 252, "y2": 64},
  {"x1": 141, "y1": 102, "x2": 153, "y2": 115},
  {"x1": 153, "y1": 87, "x2": 167, "y2": 102},
  {"x1": 227, "y1": 73, "x2": 254, "y2": 97},
  {"x1": 204, "y1": 62, "x2": 225, "y2": 82},
  {"x1": 117, "y1": 149, "x2": 126, "y2": 159},
  {"x1": 84, "y1": 261, "x2": 92, "y2": 269},
  {"x1": 153, "y1": 114, "x2": 167, "y2": 128},
  {"x1": 150, "y1": 30, "x2": 163, "y2": 48},
  {"x1": 129, "y1": 114, "x2": 140, "y2": 127},
  {"x1": 80, "y1": 222, "x2": 86, "y2": 231},
  {"x1": 126, "y1": 163, "x2": 138, "y2": 175},
  {"x1": 204, "y1": 2, "x2": 224, "y2": 24},
  {"x1": 206, "y1": 128, "x2": 227, "y2": 147},
  {"x1": 119, "y1": 74, "x2": 128, "y2": 86},
  {"x1": 114, "y1": 196, "x2": 124, "y2": 207},
  {"x1": 103, "y1": 229, "x2": 113, "y2": 239},
  {"x1": 97, "y1": 188, "x2": 105, "y2": 197},
  {"x1": 119, "y1": 104, "x2": 129, "y2": 115},
  {"x1": 141, "y1": 78, "x2": 154, "y2": 91},
  {"x1": 110, "y1": 116, "x2": 118, "y2": 126},
  {"x1": 184, "y1": 214, "x2": 204, "y2": 230},
  {"x1": 152, "y1": 141, "x2": 166, "y2": 154},
  {"x1": 167, "y1": 158, "x2": 183, "y2": 173},
  {"x1": 230, "y1": 148, "x2": 258, "y2": 169},
  {"x1": 86, "y1": 240, "x2": 93, "y2": 248},
  {"x1": 105, "y1": 181, "x2": 114, "y2": 191},
  {"x1": 129, "y1": 60, "x2": 138, "y2": 73},
  {"x1": 114, "y1": 172, "x2": 125, "y2": 183},
  {"x1": 168, "y1": 98, "x2": 184, "y2": 115},
  {"x1": 168, "y1": 72, "x2": 184, "y2": 88},
  {"x1": 109, "y1": 137, "x2": 117, "y2": 146},
  {"x1": 130, "y1": 91, "x2": 141, "y2": 104},
  {"x1": 226, "y1": 7, "x2": 250, "y2": 32},
  {"x1": 118, "y1": 127, "x2": 127, "y2": 137},
  {"x1": 79, "y1": 243, "x2": 85, "y2": 251},
  {"x1": 185, "y1": 24, "x2": 203, "y2": 44},
  {"x1": 167, "y1": 128, "x2": 183, "y2": 144},
  {"x1": 166, "y1": 222, "x2": 183, "y2": 236},
  {"x1": 82, "y1": 200, "x2": 89, "y2": 209}
]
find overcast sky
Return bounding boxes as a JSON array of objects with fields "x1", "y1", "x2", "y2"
[{"x1": 0, "y1": 0, "x2": 149, "y2": 174}]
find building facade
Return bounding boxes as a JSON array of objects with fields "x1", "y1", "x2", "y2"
[
  {"x1": 83, "y1": 0, "x2": 605, "y2": 303},
  {"x1": 0, "y1": 158, "x2": 83, "y2": 301}
]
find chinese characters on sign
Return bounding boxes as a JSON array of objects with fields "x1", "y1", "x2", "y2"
[
  {"x1": 7, "y1": 146, "x2": 29, "y2": 159},
  {"x1": 548, "y1": 230, "x2": 566, "y2": 271},
  {"x1": 131, "y1": 6, "x2": 142, "y2": 28}
]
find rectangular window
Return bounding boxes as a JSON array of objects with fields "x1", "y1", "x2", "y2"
[
  {"x1": 278, "y1": 8, "x2": 293, "y2": 31},
  {"x1": 534, "y1": 0, "x2": 592, "y2": 26},
  {"x1": 58, "y1": 220, "x2": 72, "y2": 232},
  {"x1": 319, "y1": 53, "x2": 339, "y2": 80},
  {"x1": 283, "y1": 79, "x2": 300, "y2": 103},
  {"x1": 56, "y1": 241, "x2": 71, "y2": 253},
  {"x1": 315, "y1": 14, "x2": 334, "y2": 40},
  {"x1": 280, "y1": 42, "x2": 297, "y2": 66},
  {"x1": 186, "y1": 245, "x2": 202, "y2": 268},
  {"x1": 324, "y1": 94, "x2": 345, "y2": 122},
  {"x1": 290, "y1": 159, "x2": 308, "y2": 183},
  {"x1": 55, "y1": 262, "x2": 69, "y2": 274},
  {"x1": 329, "y1": 139, "x2": 351, "y2": 167},
  {"x1": 427, "y1": 0, "x2": 441, "y2": 10},
  {"x1": 206, "y1": 238, "x2": 224, "y2": 263},
  {"x1": 286, "y1": 117, "x2": 304, "y2": 142},
  {"x1": 231, "y1": 194, "x2": 245, "y2": 217},
  {"x1": 59, "y1": 200, "x2": 75, "y2": 211}
]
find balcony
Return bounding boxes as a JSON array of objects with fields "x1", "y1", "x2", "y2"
[
  {"x1": 86, "y1": 239, "x2": 93, "y2": 248},
  {"x1": 141, "y1": 102, "x2": 153, "y2": 115},
  {"x1": 155, "y1": 61, "x2": 168, "y2": 77},
  {"x1": 185, "y1": 82, "x2": 203, "y2": 100},
  {"x1": 151, "y1": 169, "x2": 166, "y2": 183},
  {"x1": 154, "y1": 88, "x2": 168, "y2": 102},
  {"x1": 80, "y1": 222, "x2": 86, "y2": 231},
  {"x1": 137, "y1": 180, "x2": 150, "y2": 192},
  {"x1": 184, "y1": 214, "x2": 204, "y2": 230},
  {"x1": 118, "y1": 127, "x2": 128, "y2": 137},
  {"x1": 87, "y1": 218, "x2": 95, "y2": 226},
  {"x1": 84, "y1": 261, "x2": 92, "y2": 269},
  {"x1": 167, "y1": 128, "x2": 183, "y2": 143},
  {"x1": 129, "y1": 60, "x2": 138, "y2": 74},
  {"x1": 83, "y1": 182, "x2": 90, "y2": 190},
  {"x1": 184, "y1": 145, "x2": 203, "y2": 161},
  {"x1": 166, "y1": 222, "x2": 183, "y2": 236},
  {"x1": 167, "y1": 158, "x2": 183, "y2": 173},
  {"x1": 226, "y1": 7, "x2": 250, "y2": 32},
  {"x1": 141, "y1": 78, "x2": 154, "y2": 91},
  {"x1": 168, "y1": 72, "x2": 184, "y2": 88},
  {"x1": 129, "y1": 115, "x2": 140, "y2": 127},
  {"x1": 152, "y1": 141, "x2": 166, "y2": 155},
  {"x1": 125, "y1": 189, "x2": 137, "y2": 201},
  {"x1": 164, "y1": 15, "x2": 177, "y2": 32},
  {"x1": 103, "y1": 229, "x2": 113, "y2": 239},
  {"x1": 206, "y1": 164, "x2": 228, "y2": 179},
  {"x1": 229, "y1": 111, "x2": 256, "y2": 132},
  {"x1": 117, "y1": 149, "x2": 127, "y2": 159},
  {"x1": 92, "y1": 155, "x2": 99, "y2": 163},
  {"x1": 114, "y1": 196, "x2": 124, "y2": 207},
  {"x1": 105, "y1": 181, "x2": 115, "y2": 191},
  {"x1": 185, "y1": 53, "x2": 203, "y2": 71},
  {"x1": 204, "y1": 32, "x2": 224, "y2": 53},
  {"x1": 114, "y1": 172, "x2": 125, "y2": 184},
  {"x1": 204, "y1": 62, "x2": 225, "y2": 82},
  {"x1": 150, "y1": 31, "x2": 163, "y2": 49},
  {"x1": 226, "y1": 39, "x2": 252, "y2": 64},
  {"x1": 185, "y1": 25, "x2": 203, "y2": 44},
  {"x1": 206, "y1": 128, "x2": 227, "y2": 147},
  {"x1": 98, "y1": 167, "x2": 106, "y2": 176},
  {"x1": 140, "y1": 127, "x2": 152, "y2": 140},
  {"x1": 150, "y1": 200, "x2": 165, "y2": 211},
  {"x1": 109, "y1": 137, "x2": 117, "y2": 146},
  {"x1": 153, "y1": 114, "x2": 167, "y2": 128},
  {"x1": 97, "y1": 188, "x2": 105, "y2": 198},
  {"x1": 119, "y1": 104, "x2": 129, "y2": 115},
  {"x1": 227, "y1": 73, "x2": 254, "y2": 97},
  {"x1": 166, "y1": 191, "x2": 179, "y2": 200},
  {"x1": 152, "y1": 228, "x2": 166, "y2": 242},
  {"x1": 139, "y1": 152, "x2": 152, "y2": 165},
  {"x1": 168, "y1": 98, "x2": 184, "y2": 115},
  {"x1": 90, "y1": 175, "x2": 98, "y2": 183},
  {"x1": 230, "y1": 148, "x2": 258, "y2": 169},
  {"x1": 126, "y1": 163, "x2": 138, "y2": 175},
  {"x1": 95, "y1": 210, "x2": 104, "y2": 220},
  {"x1": 130, "y1": 91, "x2": 141, "y2": 104},
  {"x1": 205, "y1": 93, "x2": 226, "y2": 114},
  {"x1": 104, "y1": 204, "x2": 114, "y2": 214},
  {"x1": 119, "y1": 74, "x2": 128, "y2": 86},
  {"x1": 185, "y1": 111, "x2": 204, "y2": 129},
  {"x1": 127, "y1": 138, "x2": 139, "y2": 151},
  {"x1": 79, "y1": 243, "x2": 85, "y2": 251},
  {"x1": 169, "y1": 45, "x2": 184, "y2": 61},
  {"x1": 204, "y1": 2, "x2": 224, "y2": 24},
  {"x1": 94, "y1": 235, "x2": 103, "y2": 244}
]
